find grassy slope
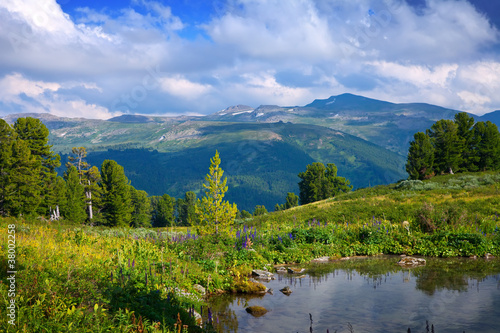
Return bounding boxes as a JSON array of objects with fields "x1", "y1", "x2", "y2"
[
  {"x1": 1, "y1": 172, "x2": 499, "y2": 332},
  {"x1": 251, "y1": 172, "x2": 500, "y2": 231}
]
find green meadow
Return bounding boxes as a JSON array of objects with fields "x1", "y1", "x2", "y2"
[{"x1": 1, "y1": 172, "x2": 499, "y2": 332}]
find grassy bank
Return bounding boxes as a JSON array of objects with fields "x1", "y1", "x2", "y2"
[{"x1": 1, "y1": 173, "x2": 499, "y2": 332}]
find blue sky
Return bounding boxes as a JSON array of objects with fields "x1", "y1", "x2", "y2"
[{"x1": 1, "y1": 0, "x2": 499, "y2": 119}]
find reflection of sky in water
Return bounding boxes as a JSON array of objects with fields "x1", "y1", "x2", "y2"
[{"x1": 217, "y1": 261, "x2": 500, "y2": 333}]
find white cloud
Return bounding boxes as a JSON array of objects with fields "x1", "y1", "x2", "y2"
[
  {"x1": 0, "y1": 0, "x2": 499, "y2": 117},
  {"x1": 369, "y1": 61, "x2": 458, "y2": 88},
  {"x1": 232, "y1": 71, "x2": 314, "y2": 106},
  {"x1": 204, "y1": 0, "x2": 337, "y2": 61},
  {"x1": 0, "y1": 73, "x2": 119, "y2": 119},
  {"x1": 159, "y1": 76, "x2": 212, "y2": 98}
]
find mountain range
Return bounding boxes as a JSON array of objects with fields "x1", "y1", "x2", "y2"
[{"x1": 3, "y1": 93, "x2": 499, "y2": 211}]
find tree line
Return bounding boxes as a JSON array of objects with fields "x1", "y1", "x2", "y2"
[
  {"x1": 1, "y1": 117, "x2": 355, "y2": 228},
  {"x1": 406, "y1": 113, "x2": 500, "y2": 180},
  {"x1": 0, "y1": 117, "x2": 200, "y2": 227}
]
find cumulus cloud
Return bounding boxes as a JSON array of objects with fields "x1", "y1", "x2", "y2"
[
  {"x1": 0, "y1": 73, "x2": 119, "y2": 119},
  {"x1": 0, "y1": 0, "x2": 499, "y2": 117}
]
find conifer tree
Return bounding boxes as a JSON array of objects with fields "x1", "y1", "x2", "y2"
[
  {"x1": 473, "y1": 121, "x2": 500, "y2": 171},
  {"x1": 13, "y1": 117, "x2": 61, "y2": 215},
  {"x1": 0, "y1": 120, "x2": 15, "y2": 216},
  {"x1": 66, "y1": 147, "x2": 99, "y2": 221},
  {"x1": 8, "y1": 139, "x2": 41, "y2": 216},
  {"x1": 177, "y1": 191, "x2": 198, "y2": 226},
  {"x1": 406, "y1": 132, "x2": 435, "y2": 180},
  {"x1": 454, "y1": 112, "x2": 477, "y2": 171},
  {"x1": 100, "y1": 160, "x2": 133, "y2": 227},
  {"x1": 298, "y1": 162, "x2": 352, "y2": 205},
  {"x1": 151, "y1": 194, "x2": 175, "y2": 227},
  {"x1": 195, "y1": 150, "x2": 237, "y2": 235},
  {"x1": 427, "y1": 120, "x2": 463, "y2": 174},
  {"x1": 252, "y1": 205, "x2": 267, "y2": 216},
  {"x1": 63, "y1": 165, "x2": 86, "y2": 224},
  {"x1": 130, "y1": 187, "x2": 152, "y2": 228}
]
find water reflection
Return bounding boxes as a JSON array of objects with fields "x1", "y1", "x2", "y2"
[{"x1": 207, "y1": 257, "x2": 500, "y2": 333}]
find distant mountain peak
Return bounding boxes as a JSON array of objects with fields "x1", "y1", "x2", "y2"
[
  {"x1": 305, "y1": 93, "x2": 395, "y2": 111},
  {"x1": 216, "y1": 105, "x2": 254, "y2": 115}
]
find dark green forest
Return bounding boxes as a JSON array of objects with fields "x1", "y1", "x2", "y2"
[{"x1": 407, "y1": 113, "x2": 500, "y2": 179}]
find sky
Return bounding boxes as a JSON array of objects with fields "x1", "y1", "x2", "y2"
[{"x1": 1, "y1": 0, "x2": 500, "y2": 119}]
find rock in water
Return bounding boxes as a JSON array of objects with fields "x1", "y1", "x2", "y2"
[
  {"x1": 246, "y1": 306, "x2": 268, "y2": 317},
  {"x1": 397, "y1": 257, "x2": 426, "y2": 267},
  {"x1": 280, "y1": 286, "x2": 292, "y2": 295},
  {"x1": 252, "y1": 269, "x2": 274, "y2": 279},
  {"x1": 287, "y1": 267, "x2": 306, "y2": 274},
  {"x1": 276, "y1": 267, "x2": 287, "y2": 274}
]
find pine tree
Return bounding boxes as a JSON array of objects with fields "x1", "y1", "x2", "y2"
[
  {"x1": 454, "y1": 112, "x2": 476, "y2": 171},
  {"x1": 66, "y1": 147, "x2": 99, "y2": 221},
  {"x1": 252, "y1": 205, "x2": 268, "y2": 216},
  {"x1": 406, "y1": 132, "x2": 435, "y2": 180},
  {"x1": 151, "y1": 194, "x2": 175, "y2": 227},
  {"x1": 284, "y1": 192, "x2": 299, "y2": 209},
  {"x1": 100, "y1": 160, "x2": 133, "y2": 227},
  {"x1": 473, "y1": 121, "x2": 500, "y2": 171},
  {"x1": 13, "y1": 117, "x2": 61, "y2": 215},
  {"x1": 8, "y1": 140, "x2": 41, "y2": 216},
  {"x1": 298, "y1": 162, "x2": 352, "y2": 204},
  {"x1": 130, "y1": 187, "x2": 152, "y2": 228},
  {"x1": 63, "y1": 165, "x2": 86, "y2": 224},
  {"x1": 0, "y1": 120, "x2": 15, "y2": 216},
  {"x1": 275, "y1": 192, "x2": 299, "y2": 211},
  {"x1": 195, "y1": 150, "x2": 237, "y2": 235},
  {"x1": 177, "y1": 191, "x2": 198, "y2": 226},
  {"x1": 427, "y1": 120, "x2": 463, "y2": 174}
]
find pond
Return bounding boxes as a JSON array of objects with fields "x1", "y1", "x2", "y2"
[{"x1": 206, "y1": 256, "x2": 500, "y2": 333}]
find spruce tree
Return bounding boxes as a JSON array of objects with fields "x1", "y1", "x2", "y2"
[
  {"x1": 195, "y1": 150, "x2": 237, "y2": 235},
  {"x1": 100, "y1": 160, "x2": 133, "y2": 227}
]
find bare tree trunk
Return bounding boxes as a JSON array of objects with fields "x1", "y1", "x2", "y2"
[{"x1": 86, "y1": 179, "x2": 93, "y2": 220}]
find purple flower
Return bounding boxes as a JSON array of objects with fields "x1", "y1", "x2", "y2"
[{"x1": 132, "y1": 259, "x2": 135, "y2": 268}]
